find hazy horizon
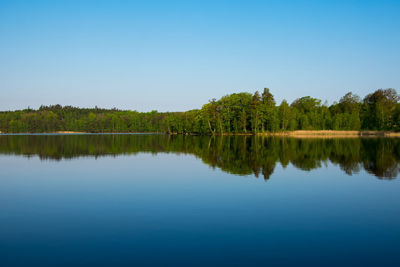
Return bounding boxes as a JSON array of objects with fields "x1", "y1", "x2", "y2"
[{"x1": 1, "y1": 0, "x2": 399, "y2": 112}]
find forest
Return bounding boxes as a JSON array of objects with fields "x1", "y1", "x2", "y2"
[{"x1": 0, "y1": 88, "x2": 399, "y2": 133}]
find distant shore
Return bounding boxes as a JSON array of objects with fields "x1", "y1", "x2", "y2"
[
  {"x1": 55, "y1": 131, "x2": 86, "y2": 134},
  {"x1": 259, "y1": 130, "x2": 400, "y2": 138},
  {"x1": 1, "y1": 130, "x2": 400, "y2": 137},
  {"x1": 0, "y1": 131, "x2": 161, "y2": 135}
]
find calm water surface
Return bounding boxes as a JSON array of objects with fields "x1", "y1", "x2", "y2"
[{"x1": 1, "y1": 134, "x2": 400, "y2": 266}]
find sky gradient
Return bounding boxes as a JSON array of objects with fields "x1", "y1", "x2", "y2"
[{"x1": 1, "y1": 0, "x2": 399, "y2": 112}]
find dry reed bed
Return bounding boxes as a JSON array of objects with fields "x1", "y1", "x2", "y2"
[{"x1": 261, "y1": 130, "x2": 400, "y2": 138}]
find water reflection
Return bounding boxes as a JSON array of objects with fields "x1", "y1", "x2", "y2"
[{"x1": 0, "y1": 134, "x2": 399, "y2": 179}]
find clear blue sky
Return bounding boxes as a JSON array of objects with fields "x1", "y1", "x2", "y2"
[{"x1": 1, "y1": 0, "x2": 399, "y2": 112}]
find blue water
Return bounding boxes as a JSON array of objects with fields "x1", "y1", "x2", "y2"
[{"x1": 0, "y1": 135, "x2": 399, "y2": 266}]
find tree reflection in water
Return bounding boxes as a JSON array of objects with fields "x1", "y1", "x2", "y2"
[{"x1": 0, "y1": 134, "x2": 399, "y2": 180}]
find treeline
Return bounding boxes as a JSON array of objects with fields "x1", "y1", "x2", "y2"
[
  {"x1": 0, "y1": 88, "x2": 399, "y2": 133},
  {"x1": 1, "y1": 134, "x2": 399, "y2": 179}
]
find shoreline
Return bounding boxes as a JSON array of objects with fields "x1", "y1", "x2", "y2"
[
  {"x1": 0, "y1": 131, "x2": 162, "y2": 135},
  {"x1": 259, "y1": 130, "x2": 400, "y2": 138},
  {"x1": 0, "y1": 130, "x2": 399, "y2": 138}
]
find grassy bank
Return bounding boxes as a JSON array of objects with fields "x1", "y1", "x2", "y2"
[
  {"x1": 259, "y1": 130, "x2": 400, "y2": 138},
  {"x1": 1, "y1": 130, "x2": 400, "y2": 138}
]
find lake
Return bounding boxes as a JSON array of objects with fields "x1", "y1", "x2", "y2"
[{"x1": 1, "y1": 134, "x2": 399, "y2": 266}]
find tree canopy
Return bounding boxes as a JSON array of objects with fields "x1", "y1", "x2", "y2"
[{"x1": 0, "y1": 88, "x2": 399, "y2": 133}]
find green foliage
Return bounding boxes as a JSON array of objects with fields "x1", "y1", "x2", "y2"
[
  {"x1": 361, "y1": 89, "x2": 400, "y2": 130},
  {"x1": 0, "y1": 88, "x2": 399, "y2": 133},
  {"x1": 0, "y1": 134, "x2": 398, "y2": 179}
]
